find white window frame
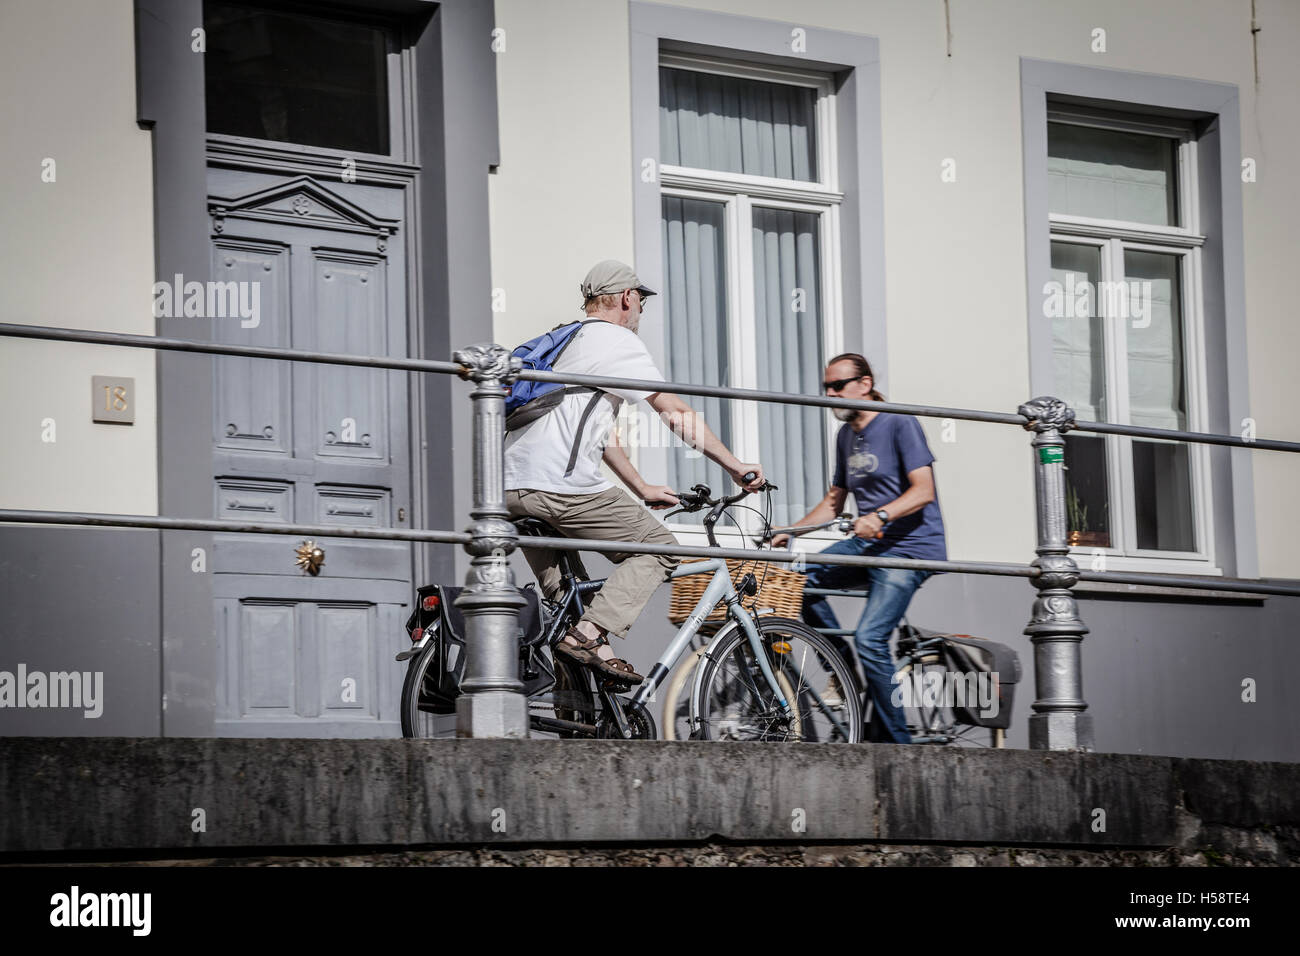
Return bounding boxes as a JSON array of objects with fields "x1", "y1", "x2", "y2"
[
  {"x1": 658, "y1": 53, "x2": 844, "y2": 548},
  {"x1": 1048, "y1": 106, "x2": 1216, "y2": 575}
]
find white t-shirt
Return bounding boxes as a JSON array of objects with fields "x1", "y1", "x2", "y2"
[{"x1": 504, "y1": 320, "x2": 665, "y2": 493}]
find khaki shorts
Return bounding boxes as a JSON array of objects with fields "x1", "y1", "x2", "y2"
[{"x1": 506, "y1": 486, "x2": 679, "y2": 639}]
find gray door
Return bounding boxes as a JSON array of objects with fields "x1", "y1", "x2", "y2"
[{"x1": 207, "y1": 170, "x2": 412, "y2": 737}]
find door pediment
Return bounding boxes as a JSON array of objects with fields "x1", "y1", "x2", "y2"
[{"x1": 210, "y1": 177, "x2": 399, "y2": 246}]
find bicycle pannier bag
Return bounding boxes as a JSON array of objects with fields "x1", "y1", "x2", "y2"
[
  {"x1": 403, "y1": 583, "x2": 546, "y2": 714},
  {"x1": 939, "y1": 633, "x2": 1022, "y2": 729}
]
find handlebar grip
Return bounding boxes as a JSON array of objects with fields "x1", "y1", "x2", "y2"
[{"x1": 742, "y1": 471, "x2": 757, "y2": 484}]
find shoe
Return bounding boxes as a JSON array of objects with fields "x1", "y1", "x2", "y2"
[{"x1": 822, "y1": 675, "x2": 845, "y2": 708}]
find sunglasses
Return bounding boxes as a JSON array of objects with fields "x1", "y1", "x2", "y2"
[{"x1": 822, "y1": 376, "x2": 865, "y2": 393}]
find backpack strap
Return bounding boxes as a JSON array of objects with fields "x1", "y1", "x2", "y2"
[
  {"x1": 505, "y1": 384, "x2": 592, "y2": 432},
  {"x1": 563, "y1": 390, "x2": 608, "y2": 477}
]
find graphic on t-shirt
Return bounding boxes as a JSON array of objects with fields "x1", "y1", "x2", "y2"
[
  {"x1": 847, "y1": 449, "x2": 878, "y2": 477},
  {"x1": 846, "y1": 432, "x2": 878, "y2": 477}
]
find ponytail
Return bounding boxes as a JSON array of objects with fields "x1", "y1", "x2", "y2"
[{"x1": 827, "y1": 352, "x2": 885, "y2": 401}]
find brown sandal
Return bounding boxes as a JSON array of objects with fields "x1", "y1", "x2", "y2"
[
  {"x1": 555, "y1": 627, "x2": 644, "y2": 684},
  {"x1": 594, "y1": 656, "x2": 644, "y2": 684},
  {"x1": 554, "y1": 626, "x2": 604, "y2": 665}
]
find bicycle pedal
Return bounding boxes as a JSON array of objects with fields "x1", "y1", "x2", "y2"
[{"x1": 599, "y1": 677, "x2": 632, "y2": 694}]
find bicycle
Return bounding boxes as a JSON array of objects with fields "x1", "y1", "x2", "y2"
[
  {"x1": 659, "y1": 510, "x2": 856, "y2": 740},
  {"x1": 745, "y1": 518, "x2": 1016, "y2": 748},
  {"x1": 397, "y1": 473, "x2": 864, "y2": 742}
]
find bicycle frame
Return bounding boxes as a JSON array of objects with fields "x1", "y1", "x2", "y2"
[
  {"x1": 627, "y1": 559, "x2": 789, "y2": 720},
  {"x1": 535, "y1": 557, "x2": 794, "y2": 735}
]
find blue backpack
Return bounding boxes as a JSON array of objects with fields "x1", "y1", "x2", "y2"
[{"x1": 504, "y1": 319, "x2": 603, "y2": 432}]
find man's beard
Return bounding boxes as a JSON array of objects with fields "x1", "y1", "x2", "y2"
[
  {"x1": 832, "y1": 406, "x2": 857, "y2": 422},
  {"x1": 624, "y1": 312, "x2": 640, "y2": 334}
]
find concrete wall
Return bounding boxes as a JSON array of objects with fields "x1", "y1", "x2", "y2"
[
  {"x1": 0, "y1": 0, "x2": 157, "y2": 518},
  {"x1": 486, "y1": 0, "x2": 1300, "y2": 577},
  {"x1": 4, "y1": 737, "x2": 1297, "y2": 860}
]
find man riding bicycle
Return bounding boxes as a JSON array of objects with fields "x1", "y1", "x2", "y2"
[
  {"x1": 771, "y1": 353, "x2": 947, "y2": 743},
  {"x1": 504, "y1": 259, "x2": 765, "y2": 685}
]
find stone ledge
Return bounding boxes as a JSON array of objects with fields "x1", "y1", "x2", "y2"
[{"x1": 1, "y1": 738, "x2": 1296, "y2": 861}]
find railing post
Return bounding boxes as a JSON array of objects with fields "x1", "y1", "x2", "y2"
[
  {"x1": 1019, "y1": 396, "x2": 1094, "y2": 751},
  {"x1": 452, "y1": 344, "x2": 528, "y2": 738}
]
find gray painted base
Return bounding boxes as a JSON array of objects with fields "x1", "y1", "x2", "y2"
[{"x1": 0, "y1": 527, "x2": 160, "y2": 736}]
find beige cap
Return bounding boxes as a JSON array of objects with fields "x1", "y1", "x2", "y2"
[{"x1": 580, "y1": 259, "x2": 657, "y2": 301}]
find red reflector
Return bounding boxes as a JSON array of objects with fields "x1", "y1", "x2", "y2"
[
  {"x1": 410, "y1": 627, "x2": 423, "y2": 643},
  {"x1": 422, "y1": 595, "x2": 440, "y2": 611}
]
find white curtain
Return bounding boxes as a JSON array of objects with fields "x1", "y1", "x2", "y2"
[
  {"x1": 660, "y1": 67, "x2": 816, "y2": 181},
  {"x1": 661, "y1": 197, "x2": 732, "y2": 507},
  {"x1": 752, "y1": 207, "x2": 827, "y2": 527},
  {"x1": 1047, "y1": 122, "x2": 1177, "y2": 226},
  {"x1": 1049, "y1": 241, "x2": 1107, "y2": 421}
]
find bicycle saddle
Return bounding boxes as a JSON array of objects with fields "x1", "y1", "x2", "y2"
[
  {"x1": 510, "y1": 516, "x2": 591, "y2": 581},
  {"x1": 512, "y1": 516, "x2": 561, "y2": 538}
]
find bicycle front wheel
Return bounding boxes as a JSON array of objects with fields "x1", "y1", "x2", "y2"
[{"x1": 696, "y1": 617, "x2": 863, "y2": 743}]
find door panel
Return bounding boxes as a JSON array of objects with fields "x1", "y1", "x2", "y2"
[
  {"x1": 208, "y1": 169, "x2": 411, "y2": 737},
  {"x1": 212, "y1": 239, "x2": 293, "y2": 455},
  {"x1": 311, "y1": 250, "x2": 389, "y2": 463}
]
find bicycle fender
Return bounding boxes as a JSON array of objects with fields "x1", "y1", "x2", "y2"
[{"x1": 688, "y1": 617, "x2": 745, "y2": 735}]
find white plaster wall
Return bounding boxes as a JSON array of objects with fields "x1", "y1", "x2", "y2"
[{"x1": 0, "y1": 0, "x2": 157, "y2": 517}]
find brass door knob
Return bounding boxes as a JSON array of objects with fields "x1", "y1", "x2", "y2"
[{"x1": 295, "y1": 540, "x2": 325, "y2": 576}]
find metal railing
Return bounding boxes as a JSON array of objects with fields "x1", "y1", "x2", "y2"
[{"x1": 3, "y1": 321, "x2": 1298, "y2": 749}]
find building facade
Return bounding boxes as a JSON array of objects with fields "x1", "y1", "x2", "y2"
[{"x1": 1, "y1": 0, "x2": 1297, "y2": 760}]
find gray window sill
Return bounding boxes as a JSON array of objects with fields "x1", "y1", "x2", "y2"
[{"x1": 1073, "y1": 580, "x2": 1265, "y2": 605}]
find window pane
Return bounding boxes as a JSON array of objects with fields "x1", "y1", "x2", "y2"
[
  {"x1": 1049, "y1": 242, "x2": 1107, "y2": 421},
  {"x1": 205, "y1": 3, "x2": 390, "y2": 155},
  {"x1": 1124, "y1": 249, "x2": 1194, "y2": 551},
  {"x1": 660, "y1": 67, "x2": 817, "y2": 181},
  {"x1": 1124, "y1": 251, "x2": 1186, "y2": 431},
  {"x1": 1132, "y1": 440, "x2": 1195, "y2": 551},
  {"x1": 661, "y1": 197, "x2": 732, "y2": 516},
  {"x1": 1064, "y1": 435, "x2": 1111, "y2": 548},
  {"x1": 752, "y1": 207, "x2": 827, "y2": 527},
  {"x1": 1048, "y1": 122, "x2": 1177, "y2": 225}
]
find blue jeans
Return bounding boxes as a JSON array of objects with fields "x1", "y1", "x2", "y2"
[{"x1": 799, "y1": 536, "x2": 931, "y2": 744}]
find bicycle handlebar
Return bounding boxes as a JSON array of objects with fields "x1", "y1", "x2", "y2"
[
  {"x1": 663, "y1": 472, "x2": 779, "y2": 549},
  {"x1": 666, "y1": 471, "x2": 777, "y2": 517},
  {"x1": 763, "y1": 514, "x2": 857, "y2": 542}
]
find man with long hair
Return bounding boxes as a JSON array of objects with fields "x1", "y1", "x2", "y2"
[{"x1": 772, "y1": 353, "x2": 947, "y2": 743}]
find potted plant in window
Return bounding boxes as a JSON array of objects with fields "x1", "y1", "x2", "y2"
[{"x1": 1067, "y1": 484, "x2": 1111, "y2": 548}]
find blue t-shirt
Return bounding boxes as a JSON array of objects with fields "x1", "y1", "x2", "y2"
[{"x1": 832, "y1": 413, "x2": 947, "y2": 561}]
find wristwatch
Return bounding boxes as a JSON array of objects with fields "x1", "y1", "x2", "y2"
[{"x1": 873, "y1": 509, "x2": 890, "y2": 525}]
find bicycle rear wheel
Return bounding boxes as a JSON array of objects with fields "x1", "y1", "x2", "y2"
[
  {"x1": 695, "y1": 617, "x2": 863, "y2": 742},
  {"x1": 400, "y1": 627, "x2": 597, "y2": 739},
  {"x1": 895, "y1": 655, "x2": 999, "y2": 747}
]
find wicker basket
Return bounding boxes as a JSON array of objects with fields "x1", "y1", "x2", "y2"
[{"x1": 668, "y1": 557, "x2": 807, "y2": 631}]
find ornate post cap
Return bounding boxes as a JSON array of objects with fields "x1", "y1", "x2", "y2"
[
  {"x1": 1018, "y1": 396, "x2": 1076, "y2": 434},
  {"x1": 454, "y1": 343, "x2": 521, "y2": 384}
]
